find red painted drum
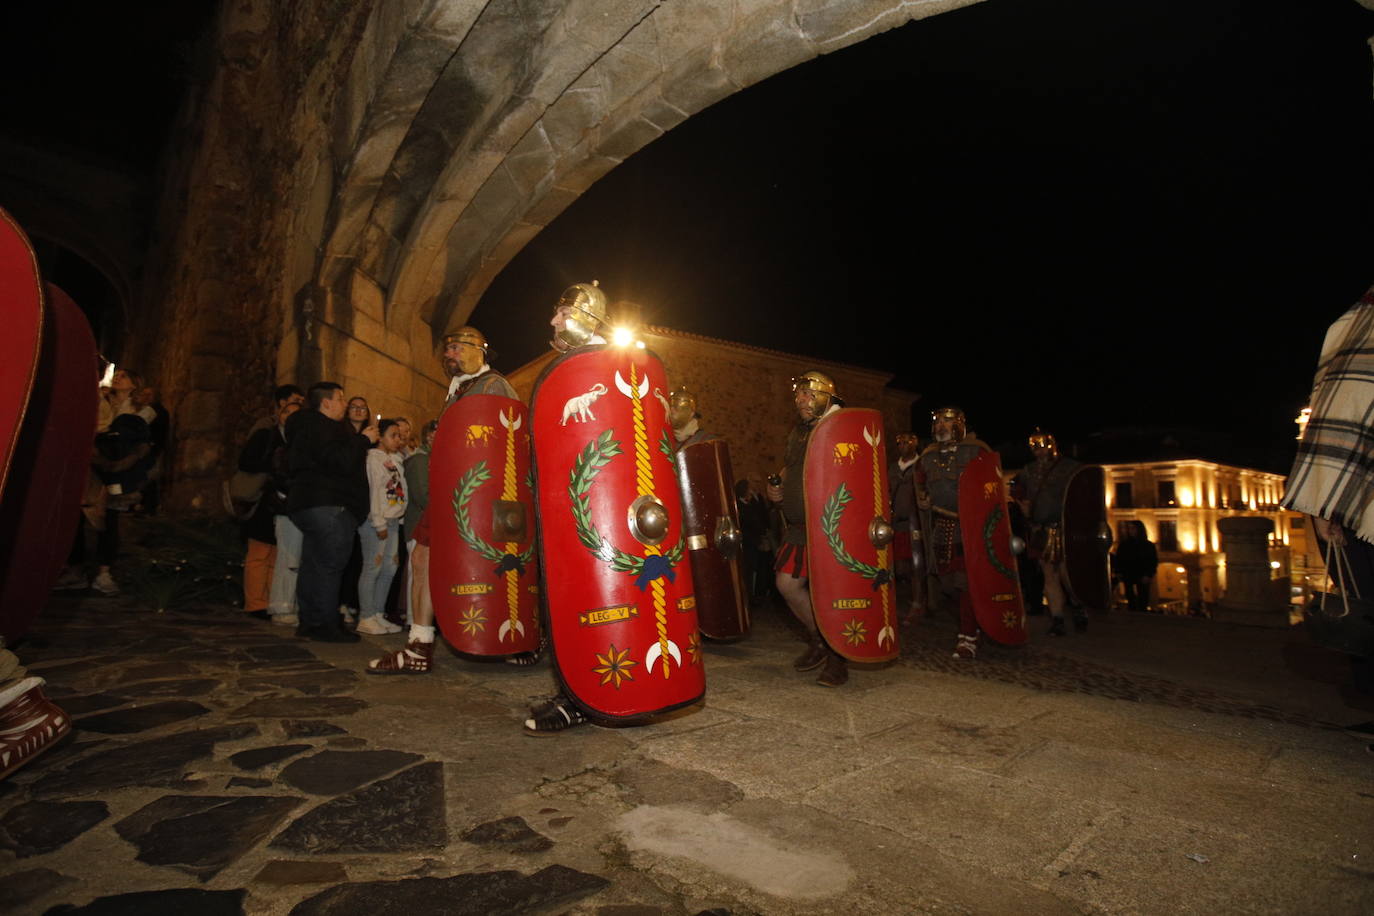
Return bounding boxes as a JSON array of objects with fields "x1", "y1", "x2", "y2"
[
  {"x1": 802, "y1": 408, "x2": 900, "y2": 663},
  {"x1": 958, "y1": 451, "x2": 1028, "y2": 645},
  {"x1": 0, "y1": 282, "x2": 98, "y2": 643},
  {"x1": 0, "y1": 208, "x2": 43, "y2": 493},
  {"x1": 429, "y1": 394, "x2": 540, "y2": 655},
  {"x1": 1063, "y1": 464, "x2": 1112, "y2": 611},
  {"x1": 531, "y1": 345, "x2": 705, "y2": 723},
  {"x1": 676, "y1": 438, "x2": 749, "y2": 641}
]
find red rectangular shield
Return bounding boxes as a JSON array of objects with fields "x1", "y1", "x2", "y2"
[
  {"x1": 958, "y1": 451, "x2": 1028, "y2": 645},
  {"x1": 429, "y1": 394, "x2": 540, "y2": 655},
  {"x1": 531, "y1": 345, "x2": 705, "y2": 722},
  {"x1": 802, "y1": 408, "x2": 900, "y2": 662}
]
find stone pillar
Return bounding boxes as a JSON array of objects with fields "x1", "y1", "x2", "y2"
[{"x1": 1214, "y1": 517, "x2": 1290, "y2": 627}]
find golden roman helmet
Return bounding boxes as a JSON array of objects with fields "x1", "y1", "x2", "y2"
[
  {"x1": 668, "y1": 386, "x2": 698, "y2": 424},
  {"x1": 1028, "y1": 427, "x2": 1058, "y2": 456},
  {"x1": 554, "y1": 281, "x2": 609, "y2": 350},
  {"x1": 792, "y1": 370, "x2": 837, "y2": 398},
  {"x1": 895, "y1": 432, "x2": 919, "y2": 448},
  {"x1": 441, "y1": 325, "x2": 488, "y2": 352},
  {"x1": 441, "y1": 325, "x2": 489, "y2": 375},
  {"x1": 931, "y1": 406, "x2": 966, "y2": 442}
]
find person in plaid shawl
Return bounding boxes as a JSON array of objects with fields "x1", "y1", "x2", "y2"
[
  {"x1": 1283, "y1": 284, "x2": 1374, "y2": 705},
  {"x1": 1284, "y1": 284, "x2": 1374, "y2": 551}
]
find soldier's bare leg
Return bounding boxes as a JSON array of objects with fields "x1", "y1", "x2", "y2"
[
  {"x1": 367, "y1": 542, "x2": 435, "y2": 674},
  {"x1": 776, "y1": 569, "x2": 817, "y2": 635},
  {"x1": 1043, "y1": 558, "x2": 1083, "y2": 635},
  {"x1": 776, "y1": 569, "x2": 846, "y2": 684}
]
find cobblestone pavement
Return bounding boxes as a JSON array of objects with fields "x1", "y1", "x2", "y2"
[{"x1": 1, "y1": 593, "x2": 1371, "y2": 915}]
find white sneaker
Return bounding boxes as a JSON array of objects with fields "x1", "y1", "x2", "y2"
[
  {"x1": 355, "y1": 617, "x2": 401, "y2": 636},
  {"x1": 271, "y1": 613, "x2": 299, "y2": 627},
  {"x1": 91, "y1": 571, "x2": 120, "y2": 596}
]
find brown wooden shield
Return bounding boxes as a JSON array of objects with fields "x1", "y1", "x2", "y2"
[
  {"x1": 958, "y1": 451, "x2": 1028, "y2": 645},
  {"x1": 530, "y1": 345, "x2": 704, "y2": 723},
  {"x1": 803, "y1": 408, "x2": 900, "y2": 662},
  {"x1": 676, "y1": 438, "x2": 749, "y2": 640},
  {"x1": 1063, "y1": 464, "x2": 1111, "y2": 610},
  {"x1": 429, "y1": 393, "x2": 540, "y2": 655}
]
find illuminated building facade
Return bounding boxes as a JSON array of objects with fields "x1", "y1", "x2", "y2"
[{"x1": 1102, "y1": 459, "x2": 1303, "y2": 610}]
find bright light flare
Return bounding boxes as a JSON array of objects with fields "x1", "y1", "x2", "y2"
[
  {"x1": 611, "y1": 326, "x2": 636, "y2": 347},
  {"x1": 100, "y1": 361, "x2": 116, "y2": 387}
]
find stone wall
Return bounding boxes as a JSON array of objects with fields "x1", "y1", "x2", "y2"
[
  {"x1": 132, "y1": 0, "x2": 380, "y2": 510},
  {"x1": 506, "y1": 326, "x2": 918, "y2": 482}
]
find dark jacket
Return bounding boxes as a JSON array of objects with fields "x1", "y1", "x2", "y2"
[
  {"x1": 285, "y1": 409, "x2": 371, "y2": 522},
  {"x1": 239, "y1": 423, "x2": 289, "y2": 543},
  {"x1": 1116, "y1": 536, "x2": 1158, "y2": 581}
]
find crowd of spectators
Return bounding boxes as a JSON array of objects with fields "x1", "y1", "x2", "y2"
[{"x1": 222, "y1": 381, "x2": 437, "y2": 643}]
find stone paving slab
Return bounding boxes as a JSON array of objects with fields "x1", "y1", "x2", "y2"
[{"x1": 0, "y1": 595, "x2": 1371, "y2": 915}]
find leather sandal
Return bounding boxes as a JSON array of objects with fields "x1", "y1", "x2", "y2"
[
  {"x1": 793, "y1": 638, "x2": 828, "y2": 672},
  {"x1": 816, "y1": 652, "x2": 848, "y2": 687},
  {"x1": 366, "y1": 639, "x2": 434, "y2": 674},
  {"x1": 505, "y1": 631, "x2": 548, "y2": 667},
  {"x1": 523, "y1": 695, "x2": 588, "y2": 736}
]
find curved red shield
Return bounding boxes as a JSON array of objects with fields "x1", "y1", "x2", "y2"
[
  {"x1": 0, "y1": 283, "x2": 98, "y2": 643},
  {"x1": 959, "y1": 451, "x2": 1028, "y2": 645},
  {"x1": 531, "y1": 345, "x2": 705, "y2": 723},
  {"x1": 676, "y1": 438, "x2": 749, "y2": 640},
  {"x1": 803, "y1": 409, "x2": 900, "y2": 662},
  {"x1": 429, "y1": 394, "x2": 539, "y2": 655},
  {"x1": 0, "y1": 208, "x2": 43, "y2": 494},
  {"x1": 1063, "y1": 464, "x2": 1111, "y2": 610}
]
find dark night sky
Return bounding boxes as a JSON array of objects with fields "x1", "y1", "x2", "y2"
[
  {"x1": 2, "y1": 0, "x2": 1370, "y2": 470},
  {"x1": 474, "y1": 0, "x2": 1374, "y2": 469}
]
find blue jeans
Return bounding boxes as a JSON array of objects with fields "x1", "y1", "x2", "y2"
[
  {"x1": 268, "y1": 514, "x2": 303, "y2": 618},
  {"x1": 357, "y1": 518, "x2": 400, "y2": 621},
  {"x1": 291, "y1": 506, "x2": 357, "y2": 631}
]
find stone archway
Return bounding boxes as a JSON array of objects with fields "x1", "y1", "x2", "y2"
[
  {"x1": 300, "y1": 0, "x2": 983, "y2": 404},
  {"x1": 144, "y1": 0, "x2": 985, "y2": 508}
]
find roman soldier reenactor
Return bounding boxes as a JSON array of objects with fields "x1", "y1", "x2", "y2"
[
  {"x1": 1013, "y1": 429, "x2": 1086, "y2": 636},
  {"x1": 524, "y1": 283, "x2": 705, "y2": 734},
  {"x1": 914, "y1": 406, "x2": 1028, "y2": 657},
  {"x1": 669, "y1": 386, "x2": 749, "y2": 641},
  {"x1": 366, "y1": 325, "x2": 529, "y2": 674},
  {"x1": 889, "y1": 432, "x2": 921, "y2": 615},
  {"x1": 768, "y1": 371, "x2": 902, "y2": 685}
]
